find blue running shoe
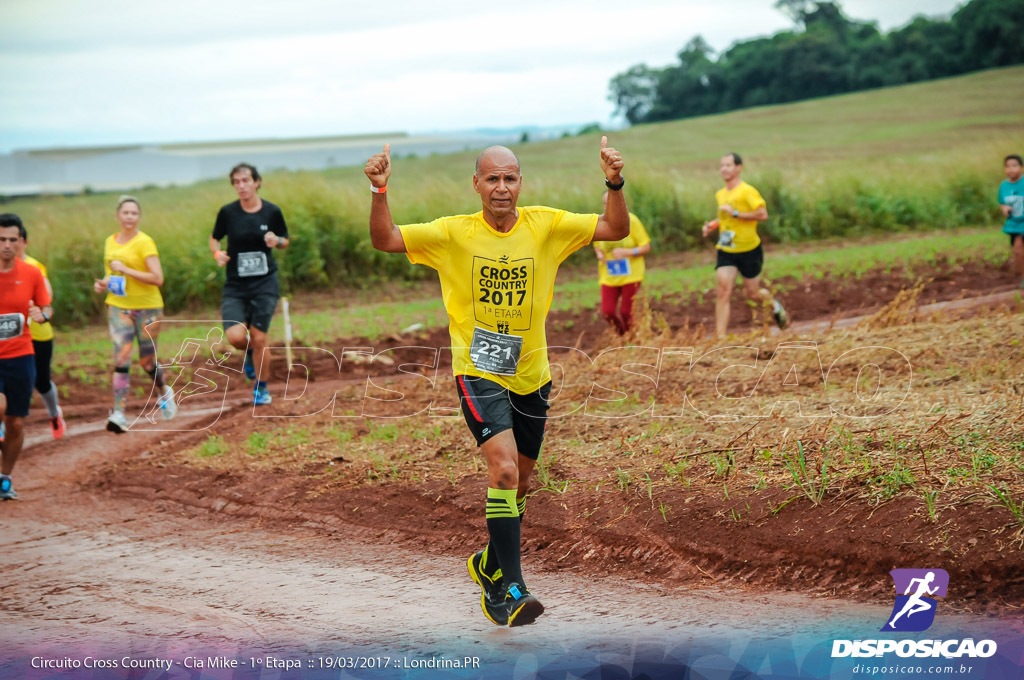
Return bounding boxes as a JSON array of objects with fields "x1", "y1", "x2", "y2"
[
  {"x1": 504, "y1": 582, "x2": 544, "y2": 627},
  {"x1": 243, "y1": 349, "x2": 256, "y2": 381},
  {"x1": 158, "y1": 385, "x2": 177, "y2": 421},
  {"x1": 253, "y1": 385, "x2": 272, "y2": 406},
  {"x1": 0, "y1": 475, "x2": 18, "y2": 501}
]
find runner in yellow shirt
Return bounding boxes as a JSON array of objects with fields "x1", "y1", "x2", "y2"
[
  {"x1": 593, "y1": 191, "x2": 651, "y2": 334},
  {"x1": 92, "y1": 196, "x2": 176, "y2": 433},
  {"x1": 702, "y1": 153, "x2": 788, "y2": 337},
  {"x1": 364, "y1": 137, "x2": 629, "y2": 627}
]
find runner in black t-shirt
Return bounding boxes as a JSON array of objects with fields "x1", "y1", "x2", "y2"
[{"x1": 209, "y1": 163, "x2": 289, "y2": 405}]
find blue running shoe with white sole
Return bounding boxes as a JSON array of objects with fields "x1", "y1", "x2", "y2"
[
  {"x1": 253, "y1": 385, "x2": 272, "y2": 406},
  {"x1": 0, "y1": 475, "x2": 18, "y2": 501},
  {"x1": 158, "y1": 385, "x2": 177, "y2": 420}
]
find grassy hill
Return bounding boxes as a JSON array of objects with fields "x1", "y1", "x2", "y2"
[{"x1": 6, "y1": 66, "x2": 1022, "y2": 323}]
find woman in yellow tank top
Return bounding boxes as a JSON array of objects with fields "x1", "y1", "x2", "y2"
[{"x1": 92, "y1": 196, "x2": 177, "y2": 433}]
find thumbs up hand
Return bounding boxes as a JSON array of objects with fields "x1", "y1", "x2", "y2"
[
  {"x1": 28, "y1": 300, "x2": 45, "y2": 324},
  {"x1": 599, "y1": 136, "x2": 624, "y2": 182},
  {"x1": 364, "y1": 143, "x2": 392, "y2": 189}
]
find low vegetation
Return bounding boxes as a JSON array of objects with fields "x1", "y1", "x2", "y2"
[{"x1": 4, "y1": 67, "x2": 1020, "y2": 324}]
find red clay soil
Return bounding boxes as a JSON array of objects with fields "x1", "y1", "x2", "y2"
[
  {"x1": 36, "y1": 259, "x2": 1024, "y2": 615},
  {"x1": 309, "y1": 257, "x2": 1023, "y2": 376},
  {"x1": 105, "y1": 459, "x2": 1024, "y2": 614},
  {"x1": 55, "y1": 257, "x2": 1020, "y2": 408}
]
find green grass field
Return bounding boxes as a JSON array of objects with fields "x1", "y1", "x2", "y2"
[
  {"x1": 6, "y1": 66, "x2": 1022, "y2": 324},
  {"x1": 51, "y1": 225, "x2": 1009, "y2": 378}
]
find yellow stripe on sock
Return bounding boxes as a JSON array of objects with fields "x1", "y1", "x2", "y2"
[{"x1": 486, "y1": 487, "x2": 519, "y2": 519}]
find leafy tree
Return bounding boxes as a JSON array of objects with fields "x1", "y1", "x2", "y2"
[
  {"x1": 953, "y1": 0, "x2": 1024, "y2": 70},
  {"x1": 647, "y1": 37, "x2": 722, "y2": 121},
  {"x1": 609, "y1": 0, "x2": 1024, "y2": 125},
  {"x1": 610, "y1": 64, "x2": 661, "y2": 125}
]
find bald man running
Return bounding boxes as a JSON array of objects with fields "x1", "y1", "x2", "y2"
[{"x1": 365, "y1": 138, "x2": 629, "y2": 627}]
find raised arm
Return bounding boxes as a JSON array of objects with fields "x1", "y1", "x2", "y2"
[
  {"x1": 365, "y1": 144, "x2": 407, "y2": 253},
  {"x1": 593, "y1": 136, "x2": 629, "y2": 242}
]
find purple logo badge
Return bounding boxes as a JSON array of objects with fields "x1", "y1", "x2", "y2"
[{"x1": 881, "y1": 569, "x2": 949, "y2": 632}]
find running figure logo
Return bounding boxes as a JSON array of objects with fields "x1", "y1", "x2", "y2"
[{"x1": 881, "y1": 568, "x2": 949, "y2": 632}]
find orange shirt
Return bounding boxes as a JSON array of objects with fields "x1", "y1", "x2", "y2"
[{"x1": 0, "y1": 259, "x2": 51, "y2": 359}]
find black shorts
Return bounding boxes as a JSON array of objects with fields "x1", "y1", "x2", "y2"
[
  {"x1": 0, "y1": 354, "x2": 37, "y2": 418},
  {"x1": 1010, "y1": 233, "x2": 1024, "y2": 247},
  {"x1": 455, "y1": 375, "x2": 552, "y2": 459},
  {"x1": 716, "y1": 244, "x2": 764, "y2": 280},
  {"x1": 32, "y1": 339, "x2": 52, "y2": 393},
  {"x1": 222, "y1": 274, "x2": 280, "y2": 333}
]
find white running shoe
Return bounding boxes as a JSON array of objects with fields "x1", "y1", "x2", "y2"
[
  {"x1": 159, "y1": 385, "x2": 177, "y2": 421},
  {"x1": 107, "y1": 410, "x2": 128, "y2": 434}
]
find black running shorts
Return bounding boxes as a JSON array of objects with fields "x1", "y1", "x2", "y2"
[
  {"x1": 1009, "y1": 233, "x2": 1024, "y2": 247},
  {"x1": 716, "y1": 243, "x2": 764, "y2": 280},
  {"x1": 222, "y1": 274, "x2": 280, "y2": 333},
  {"x1": 455, "y1": 375, "x2": 552, "y2": 459},
  {"x1": 0, "y1": 354, "x2": 36, "y2": 418}
]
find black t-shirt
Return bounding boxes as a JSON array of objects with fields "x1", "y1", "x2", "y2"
[{"x1": 212, "y1": 199, "x2": 289, "y2": 282}]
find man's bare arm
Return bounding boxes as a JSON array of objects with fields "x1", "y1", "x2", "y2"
[
  {"x1": 365, "y1": 144, "x2": 407, "y2": 253},
  {"x1": 593, "y1": 136, "x2": 629, "y2": 242}
]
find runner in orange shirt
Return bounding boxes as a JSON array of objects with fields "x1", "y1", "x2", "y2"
[{"x1": 0, "y1": 213, "x2": 53, "y2": 500}]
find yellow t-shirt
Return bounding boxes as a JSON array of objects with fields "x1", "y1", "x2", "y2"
[
  {"x1": 400, "y1": 206, "x2": 597, "y2": 395},
  {"x1": 103, "y1": 231, "x2": 164, "y2": 310},
  {"x1": 595, "y1": 213, "x2": 650, "y2": 286},
  {"x1": 22, "y1": 255, "x2": 55, "y2": 342},
  {"x1": 714, "y1": 181, "x2": 766, "y2": 253}
]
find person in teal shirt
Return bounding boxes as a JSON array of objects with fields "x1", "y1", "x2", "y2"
[{"x1": 998, "y1": 154, "x2": 1024, "y2": 288}]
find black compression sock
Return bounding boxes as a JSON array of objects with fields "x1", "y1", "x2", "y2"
[{"x1": 485, "y1": 487, "x2": 523, "y2": 588}]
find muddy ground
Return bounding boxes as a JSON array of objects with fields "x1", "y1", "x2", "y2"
[{"x1": 4, "y1": 258, "x2": 1024, "y2": 659}]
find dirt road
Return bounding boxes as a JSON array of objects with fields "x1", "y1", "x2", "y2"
[
  {"x1": 3, "y1": 285, "x2": 1024, "y2": 679},
  {"x1": 3, "y1": 402, "x2": 1021, "y2": 680}
]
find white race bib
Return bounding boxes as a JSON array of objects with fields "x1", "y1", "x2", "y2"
[
  {"x1": 0, "y1": 313, "x2": 25, "y2": 341},
  {"x1": 237, "y1": 251, "x2": 269, "y2": 277},
  {"x1": 469, "y1": 327, "x2": 523, "y2": 376},
  {"x1": 717, "y1": 230, "x2": 736, "y2": 249}
]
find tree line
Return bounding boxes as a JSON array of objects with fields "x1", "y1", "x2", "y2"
[{"x1": 610, "y1": 0, "x2": 1024, "y2": 125}]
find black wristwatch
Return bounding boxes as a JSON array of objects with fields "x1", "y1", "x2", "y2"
[
  {"x1": 732, "y1": 209, "x2": 739, "y2": 218},
  {"x1": 41, "y1": 311, "x2": 51, "y2": 323},
  {"x1": 605, "y1": 176, "x2": 625, "y2": 191}
]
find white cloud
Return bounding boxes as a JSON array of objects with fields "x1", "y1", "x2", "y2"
[{"x1": 0, "y1": 0, "x2": 966, "y2": 151}]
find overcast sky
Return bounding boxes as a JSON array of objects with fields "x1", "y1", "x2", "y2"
[{"x1": 0, "y1": 0, "x2": 965, "y2": 152}]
